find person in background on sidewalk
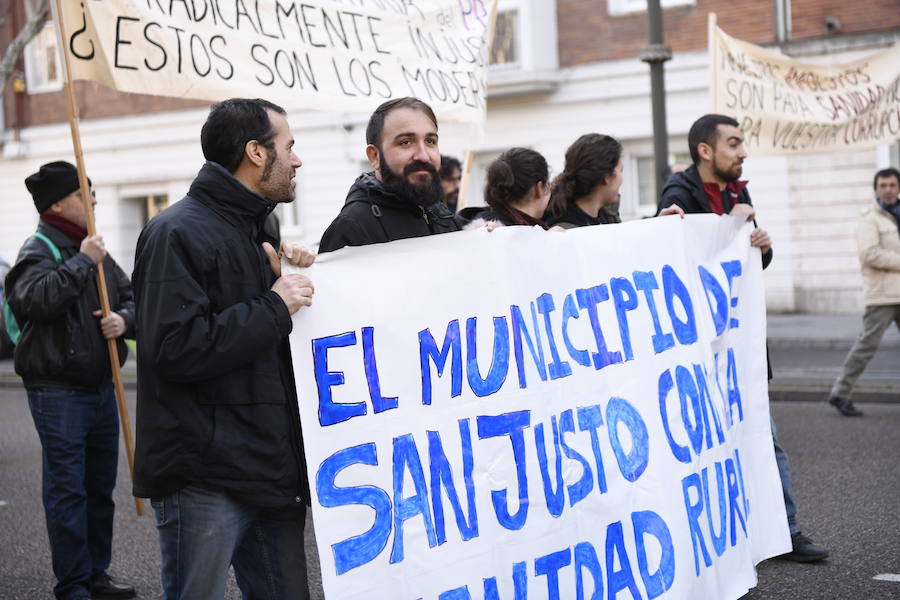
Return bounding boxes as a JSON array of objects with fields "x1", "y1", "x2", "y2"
[
  {"x1": 658, "y1": 113, "x2": 829, "y2": 563},
  {"x1": 827, "y1": 167, "x2": 900, "y2": 417},
  {"x1": 440, "y1": 154, "x2": 463, "y2": 213},
  {"x1": 132, "y1": 98, "x2": 316, "y2": 599},
  {"x1": 318, "y1": 97, "x2": 459, "y2": 253},
  {"x1": 4, "y1": 161, "x2": 136, "y2": 600}
]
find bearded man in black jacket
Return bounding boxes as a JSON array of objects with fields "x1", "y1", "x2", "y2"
[
  {"x1": 132, "y1": 98, "x2": 316, "y2": 599},
  {"x1": 318, "y1": 97, "x2": 460, "y2": 252}
]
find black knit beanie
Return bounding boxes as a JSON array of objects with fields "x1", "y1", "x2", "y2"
[{"x1": 25, "y1": 161, "x2": 90, "y2": 214}]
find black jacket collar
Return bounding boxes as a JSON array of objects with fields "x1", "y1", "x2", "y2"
[
  {"x1": 547, "y1": 202, "x2": 612, "y2": 227},
  {"x1": 660, "y1": 164, "x2": 712, "y2": 213},
  {"x1": 188, "y1": 162, "x2": 276, "y2": 232},
  {"x1": 345, "y1": 172, "x2": 427, "y2": 217}
]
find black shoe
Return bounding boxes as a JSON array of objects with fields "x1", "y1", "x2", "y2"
[
  {"x1": 828, "y1": 396, "x2": 863, "y2": 417},
  {"x1": 90, "y1": 573, "x2": 136, "y2": 599},
  {"x1": 780, "y1": 532, "x2": 829, "y2": 562}
]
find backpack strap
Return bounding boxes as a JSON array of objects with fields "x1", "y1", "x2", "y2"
[
  {"x1": 2, "y1": 232, "x2": 64, "y2": 346},
  {"x1": 32, "y1": 231, "x2": 62, "y2": 263}
]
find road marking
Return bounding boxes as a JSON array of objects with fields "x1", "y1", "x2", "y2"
[
  {"x1": 0, "y1": 500, "x2": 7, "y2": 507},
  {"x1": 874, "y1": 574, "x2": 900, "y2": 582}
]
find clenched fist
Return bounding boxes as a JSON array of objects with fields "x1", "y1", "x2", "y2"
[{"x1": 80, "y1": 235, "x2": 107, "y2": 264}]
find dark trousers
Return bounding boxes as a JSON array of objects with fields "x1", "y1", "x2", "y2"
[
  {"x1": 152, "y1": 485, "x2": 310, "y2": 599},
  {"x1": 27, "y1": 384, "x2": 119, "y2": 600}
]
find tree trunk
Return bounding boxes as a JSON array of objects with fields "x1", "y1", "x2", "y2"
[{"x1": 0, "y1": 0, "x2": 51, "y2": 94}]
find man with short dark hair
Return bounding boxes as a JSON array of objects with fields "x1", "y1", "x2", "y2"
[
  {"x1": 828, "y1": 167, "x2": 900, "y2": 417},
  {"x1": 132, "y1": 98, "x2": 315, "y2": 598},
  {"x1": 659, "y1": 114, "x2": 828, "y2": 563},
  {"x1": 318, "y1": 97, "x2": 460, "y2": 252},
  {"x1": 440, "y1": 154, "x2": 463, "y2": 213},
  {"x1": 5, "y1": 161, "x2": 135, "y2": 600}
]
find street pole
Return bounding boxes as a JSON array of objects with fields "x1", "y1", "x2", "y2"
[{"x1": 641, "y1": 0, "x2": 672, "y2": 201}]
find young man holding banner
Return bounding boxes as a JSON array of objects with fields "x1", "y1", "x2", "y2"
[
  {"x1": 132, "y1": 98, "x2": 316, "y2": 599},
  {"x1": 319, "y1": 97, "x2": 460, "y2": 252},
  {"x1": 5, "y1": 162, "x2": 136, "y2": 600},
  {"x1": 658, "y1": 113, "x2": 828, "y2": 563}
]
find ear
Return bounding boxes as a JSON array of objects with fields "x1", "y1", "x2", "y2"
[
  {"x1": 49, "y1": 200, "x2": 65, "y2": 215},
  {"x1": 365, "y1": 144, "x2": 380, "y2": 172},
  {"x1": 697, "y1": 142, "x2": 713, "y2": 163},
  {"x1": 244, "y1": 139, "x2": 268, "y2": 169}
]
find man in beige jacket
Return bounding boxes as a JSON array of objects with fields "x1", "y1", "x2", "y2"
[{"x1": 828, "y1": 167, "x2": 900, "y2": 417}]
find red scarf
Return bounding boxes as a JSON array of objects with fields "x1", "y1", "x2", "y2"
[
  {"x1": 702, "y1": 180, "x2": 749, "y2": 215},
  {"x1": 506, "y1": 206, "x2": 550, "y2": 230},
  {"x1": 40, "y1": 214, "x2": 87, "y2": 244}
]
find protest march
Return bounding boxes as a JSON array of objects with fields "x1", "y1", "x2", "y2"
[{"x1": 0, "y1": 1, "x2": 890, "y2": 599}]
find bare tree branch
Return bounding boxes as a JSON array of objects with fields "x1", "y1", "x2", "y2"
[{"x1": 0, "y1": 0, "x2": 50, "y2": 94}]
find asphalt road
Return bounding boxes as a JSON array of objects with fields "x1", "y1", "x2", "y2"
[{"x1": 1, "y1": 386, "x2": 898, "y2": 599}]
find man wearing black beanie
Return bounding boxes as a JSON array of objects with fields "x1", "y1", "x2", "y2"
[{"x1": 4, "y1": 161, "x2": 136, "y2": 600}]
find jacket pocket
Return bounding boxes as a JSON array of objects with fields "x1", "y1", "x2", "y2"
[
  {"x1": 196, "y1": 363, "x2": 287, "y2": 405},
  {"x1": 200, "y1": 403, "x2": 292, "y2": 482}
]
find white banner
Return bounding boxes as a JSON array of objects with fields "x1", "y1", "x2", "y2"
[
  {"x1": 711, "y1": 24, "x2": 900, "y2": 154},
  {"x1": 59, "y1": 1, "x2": 495, "y2": 123},
  {"x1": 288, "y1": 215, "x2": 790, "y2": 600}
]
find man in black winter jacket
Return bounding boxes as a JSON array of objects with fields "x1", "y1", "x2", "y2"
[
  {"x1": 5, "y1": 161, "x2": 135, "y2": 600},
  {"x1": 319, "y1": 97, "x2": 459, "y2": 253},
  {"x1": 658, "y1": 114, "x2": 828, "y2": 564},
  {"x1": 132, "y1": 98, "x2": 316, "y2": 599}
]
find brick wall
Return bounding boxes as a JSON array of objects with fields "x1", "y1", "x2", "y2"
[
  {"x1": 4, "y1": 81, "x2": 207, "y2": 129},
  {"x1": 557, "y1": 0, "x2": 900, "y2": 67},
  {"x1": 558, "y1": 0, "x2": 775, "y2": 65},
  {"x1": 789, "y1": 0, "x2": 900, "y2": 40}
]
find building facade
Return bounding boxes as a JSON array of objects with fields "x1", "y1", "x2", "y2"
[{"x1": 1, "y1": 0, "x2": 898, "y2": 313}]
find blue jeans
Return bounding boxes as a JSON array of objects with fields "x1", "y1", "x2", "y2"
[
  {"x1": 771, "y1": 418, "x2": 798, "y2": 535},
  {"x1": 152, "y1": 485, "x2": 310, "y2": 600},
  {"x1": 27, "y1": 384, "x2": 119, "y2": 600}
]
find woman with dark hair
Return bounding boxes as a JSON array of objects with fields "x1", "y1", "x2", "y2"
[
  {"x1": 458, "y1": 147, "x2": 553, "y2": 229},
  {"x1": 546, "y1": 134, "x2": 623, "y2": 228},
  {"x1": 546, "y1": 133, "x2": 681, "y2": 228}
]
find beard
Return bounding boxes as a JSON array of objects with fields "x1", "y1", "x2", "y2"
[
  {"x1": 260, "y1": 151, "x2": 296, "y2": 204},
  {"x1": 380, "y1": 154, "x2": 442, "y2": 207},
  {"x1": 712, "y1": 158, "x2": 743, "y2": 183}
]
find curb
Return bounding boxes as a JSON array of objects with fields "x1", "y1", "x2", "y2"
[
  {"x1": 768, "y1": 339, "x2": 900, "y2": 352},
  {"x1": 769, "y1": 387, "x2": 899, "y2": 404}
]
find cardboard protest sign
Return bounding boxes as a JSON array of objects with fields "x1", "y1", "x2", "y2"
[
  {"x1": 711, "y1": 25, "x2": 900, "y2": 154},
  {"x1": 58, "y1": 1, "x2": 495, "y2": 123},
  {"x1": 287, "y1": 215, "x2": 790, "y2": 600}
]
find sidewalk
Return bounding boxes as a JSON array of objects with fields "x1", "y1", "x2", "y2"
[
  {"x1": 766, "y1": 313, "x2": 900, "y2": 404},
  {"x1": 1, "y1": 313, "x2": 898, "y2": 402}
]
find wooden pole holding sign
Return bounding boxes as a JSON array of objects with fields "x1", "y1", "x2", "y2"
[
  {"x1": 708, "y1": 13, "x2": 718, "y2": 112},
  {"x1": 456, "y1": 1, "x2": 499, "y2": 212},
  {"x1": 52, "y1": 0, "x2": 143, "y2": 517}
]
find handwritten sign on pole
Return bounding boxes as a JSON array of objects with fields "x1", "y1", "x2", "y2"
[
  {"x1": 712, "y1": 25, "x2": 900, "y2": 154},
  {"x1": 287, "y1": 215, "x2": 790, "y2": 600},
  {"x1": 59, "y1": 1, "x2": 496, "y2": 123}
]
